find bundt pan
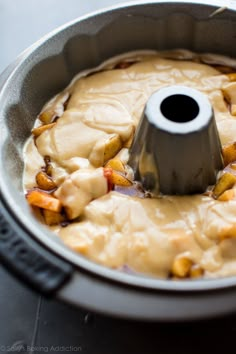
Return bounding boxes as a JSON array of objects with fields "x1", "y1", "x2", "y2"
[{"x1": 1, "y1": 0, "x2": 236, "y2": 321}]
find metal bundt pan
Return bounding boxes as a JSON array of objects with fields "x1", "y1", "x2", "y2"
[{"x1": 1, "y1": 0, "x2": 236, "y2": 321}]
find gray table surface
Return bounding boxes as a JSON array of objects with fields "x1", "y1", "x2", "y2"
[{"x1": 1, "y1": 1, "x2": 236, "y2": 353}]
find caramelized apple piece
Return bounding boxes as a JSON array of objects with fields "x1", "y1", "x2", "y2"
[
  {"x1": 26, "y1": 190, "x2": 62, "y2": 212},
  {"x1": 104, "y1": 168, "x2": 133, "y2": 187},
  {"x1": 220, "y1": 225, "x2": 236, "y2": 241},
  {"x1": 39, "y1": 110, "x2": 58, "y2": 124},
  {"x1": 217, "y1": 189, "x2": 236, "y2": 201},
  {"x1": 36, "y1": 171, "x2": 56, "y2": 191},
  {"x1": 32, "y1": 123, "x2": 56, "y2": 137},
  {"x1": 104, "y1": 134, "x2": 122, "y2": 163},
  {"x1": 230, "y1": 162, "x2": 236, "y2": 170},
  {"x1": 111, "y1": 171, "x2": 133, "y2": 186},
  {"x1": 213, "y1": 172, "x2": 236, "y2": 199},
  {"x1": 171, "y1": 257, "x2": 192, "y2": 278},
  {"x1": 222, "y1": 142, "x2": 236, "y2": 166},
  {"x1": 222, "y1": 82, "x2": 236, "y2": 116},
  {"x1": 105, "y1": 158, "x2": 125, "y2": 173},
  {"x1": 190, "y1": 264, "x2": 204, "y2": 278},
  {"x1": 43, "y1": 209, "x2": 65, "y2": 225},
  {"x1": 226, "y1": 73, "x2": 236, "y2": 82}
]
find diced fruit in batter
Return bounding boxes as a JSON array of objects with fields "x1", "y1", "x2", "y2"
[
  {"x1": 212, "y1": 172, "x2": 236, "y2": 199},
  {"x1": 217, "y1": 189, "x2": 236, "y2": 201},
  {"x1": 222, "y1": 142, "x2": 236, "y2": 166},
  {"x1": 36, "y1": 171, "x2": 56, "y2": 190},
  {"x1": 32, "y1": 123, "x2": 56, "y2": 137},
  {"x1": 26, "y1": 190, "x2": 62, "y2": 212},
  {"x1": 219, "y1": 225, "x2": 236, "y2": 241},
  {"x1": 105, "y1": 158, "x2": 125, "y2": 173},
  {"x1": 43, "y1": 209, "x2": 65, "y2": 225},
  {"x1": 104, "y1": 134, "x2": 122, "y2": 163},
  {"x1": 39, "y1": 110, "x2": 57, "y2": 124},
  {"x1": 171, "y1": 256, "x2": 193, "y2": 278},
  {"x1": 222, "y1": 82, "x2": 236, "y2": 116},
  {"x1": 226, "y1": 73, "x2": 236, "y2": 82},
  {"x1": 110, "y1": 171, "x2": 133, "y2": 186},
  {"x1": 104, "y1": 168, "x2": 133, "y2": 187},
  {"x1": 190, "y1": 264, "x2": 204, "y2": 278},
  {"x1": 230, "y1": 162, "x2": 236, "y2": 170}
]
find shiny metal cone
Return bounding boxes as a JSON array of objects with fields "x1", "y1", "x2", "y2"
[{"x1": 129, "y1": 85, "x2": 223, "y2": 195}]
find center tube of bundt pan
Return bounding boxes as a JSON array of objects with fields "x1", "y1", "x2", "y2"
[{"x1": 129, "y1": 85, "x2": 223, "y2": 195}]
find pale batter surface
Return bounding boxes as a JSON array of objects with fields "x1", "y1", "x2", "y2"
[{"x1": 23, "y1": 51, "x2": 236, "y2": 279}]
